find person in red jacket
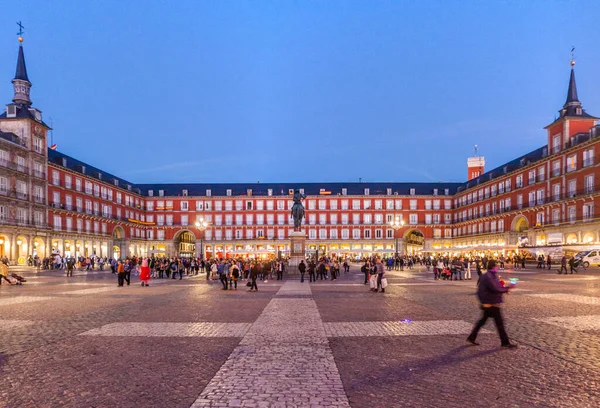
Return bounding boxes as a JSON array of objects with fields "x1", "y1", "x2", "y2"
[{"x1": 140, "y1": 258, "x2": 151, "y2": 287}]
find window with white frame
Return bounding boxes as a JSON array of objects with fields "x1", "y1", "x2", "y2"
[
  {"x1": 352, "y1": 229, "x2": 361, "y2": 239},
  {"x1": 583, "y1": 203, "x2": 594, "y2": 221},
  {"x1": 181, "y1": 201, "x2": 188, "y2": 211},
  {"x1": 409, "y1": 214, "x2": 418, "y2": 224},
  {"x1": 583, "y1": 148, "x2": 594, "y2": 167}
]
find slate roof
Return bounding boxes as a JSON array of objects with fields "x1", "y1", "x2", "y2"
[
  {"x1": 135, "y1": 182, "x2": 461, "y2": 198},
  {"x1": 0, "y1": 104, "x2": 49, "y2": 127},
  {"x1": 48, "y1": 148, "x2": 142, "y2": 195},
  {"x1": 14, "y1": 44, "x2": 29, "y2": 82}
]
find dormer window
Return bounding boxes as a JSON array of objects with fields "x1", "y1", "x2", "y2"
[
  {"x1": 342, "y1": 188, "x2": 347, "y2": 196},
  {"x1": 299, "y1": 188, "x2": 304, "y2": 195},
  {"x1": 97, "y1": 172, "x2": 102, "y2": 180},
  {"x1": 114, "y1": 179, "x2": 119, "y2": 186},
  {"x1": 364, "y1": 188, "x2": 370, "y2": 195},
  {"x1": 386, "y1": 188, "x2": 392, "y2": 195},
  {"x1": 206, "y1": 189, "x2": 211, "y2": 197},
  {"x1": 410, "y1": 188, "x2": 415, "y2": 195},
  {"x1": 226, "y1": 189, "x2": 232, "y2": 196},
  {"x1": 148, "y1": 190, "x2": 154, "y2": 197},
  {"x1": 6, "y1": 104, "x2": 16, "y2": 118},
  {"x1": 62, "y1": 158, "x2": 67, "y2": 167},
  {"x1": 81, "y1": 165, "x2": 86, "y2": 174},
  {"x1": 127, "y1": 184, "x2": 132, "y2": 191},
  {"x1": 159, "y1": 189, "x2": 164, "y2": 197},
  {"x1": 182, "y1": 189, "x2": 188, "y2": 196},
  {"x1": 268, "y1": 189, "x2": 273, "y2": 196},
  {"x1": 576, "y1": 107, "x2": 582, "y2": 115},
  {"x1": 247, "y1": 189, "x2": 252, "y2": 196},
  {"x1": 433, "y1": 188, "x2": 438, "y2": 196},
  {"x1": 444, "y1": 189, "x2": 449, "y2": 195}
]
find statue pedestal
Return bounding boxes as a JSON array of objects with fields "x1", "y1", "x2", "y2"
[{"x1": 288, "y1": 231, "x2": 307, "y2": 274}]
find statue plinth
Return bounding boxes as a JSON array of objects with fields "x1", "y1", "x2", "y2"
[{"x1": 288, "y1": 231, "x2": 306, "y2": 273}]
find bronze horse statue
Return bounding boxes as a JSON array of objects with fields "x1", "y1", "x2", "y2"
[{"x1": 291, "y1": 190, "x2": 305, "y2": 231}]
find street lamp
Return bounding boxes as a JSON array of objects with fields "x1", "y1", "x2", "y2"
[
  {"x1": 195, "y1": 218, "x2": 208, "y2": 260},
  {"x1": 389, "y1": 215, "x2": 405, "y2": 257}
]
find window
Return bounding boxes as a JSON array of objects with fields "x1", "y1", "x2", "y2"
[
  {"x1": 552, "y1": 134, "x2": 561, "y2": 154},
  {"x1": 409, "y1": 214, "x2": 418, "y2": 225},
  {"x1": 583, "y1": 203, "x2": 594, "y2": 221},
  {"x1": 330, "y1": 229, "x2": 338, "y2": 239},
  {"x1": 330, "y1": 200, "x2": 338, "y2": 210},
  {"x1": 352, "y1": 200, "x2": 360, "y2": 210},
  {"x1": 553, "y1": 184, "x2": 561, "y2": 201},
  {"x1": 256, "y1": 200, "x2": 264, "y2": 210},
  {"x1": 352, "y1": 229, "x2": 361, "y2": 239},
  {"x1": 246, "y1": 214, "x2": 253, "y2": 225},
  {"x1": 319, "y1": 229, "x2": 327, "y2": 239},
  {"x1": 52, "y1": 170, "x2": 60, "y2": 185},
  {"x1": 319, "y1": 214, "x2": 327, "y2": 225},
  {"x1": 374, "y1": 200, "x2": 382, "y2": 210},
  {"x1": 364, "y1": 229, "x2": 371, "y2": 239},
  {"x1": 342, "y1": 188, "x2": 347, "y2": 196},
  {"x1": 226, "y1": 189, "x2": 232, "y2": 196},
  {"x1": 568, "y1": 206, "x2": 576, "y2": 223},
  {"x1": 536, "y1": 212, "x2": 544, "y2": 226},
  {"x1": 444, "y1": 200, "x2": 451, "y2": 210},
  {"x1": 341, "y1": 229, "x2": 349, "y2": 239},
  {"x1": 352, "y1": 213, "x2": 360, "y2": 225},
  {"x1": 568, "y1": 180, "x2": 576, "y2": 198},
  {"x1": 195, "y1": 201, "x2": 203, "y2": 211},
  {"x1": 166, "y1": 215, "x2": 173, "y2": 226},
  {"x1": 585, "y1": 175, "x2": 594, "y2": 194},
  {"x1": 267, "y1": 200, "x2": 274, "y2": 210},
  {"x1": 567, "y1": 155, "x2": 577, "y2": 172},
  {"x1": 363, "y1": 214, "x2": 372, "y2": 224},
  {"x1": 225, "y1": 201, "x2": 232, "y2": 211},
  {"x1": 425, "y1": 200, "x2": 432, "y2": 210},
  {"x1": 308, "y1": 214, "x2": 316, "y2": 225},
  {"x1": 214, "y1": 201, "x2": 222, "y2": 211},
  {"x1": 583, "y1": 148, "x2": 594, "y2": 167},
  {"x1": 516, "y1": 175, "x2": 523, "y2": 188},
  {"x1": 277, "y1": 200, "x2": 285, "y2": 210},
  {"x1": 410, "y1": 200, "x2": 417, "y2": 210},
  {"x1": 236, "y1": 214, "x2": 243, "y2": 225},
  {"x1": 374, "y1": 214, "x2": 383, "y2": 224},
  {"x1": 552, "y1": 209, "x2": 560, "y2": 225},
  {"x1": 517, "y1": 195, "x2": 523, "y2": 209},
  {"x1": 181, "y1": 201, "x2": 188, "y2": 211},
  {"x1": 341, "y1": 200, "x2": 349, "y2": 210},
  {"x1": 206, "y1": 189, "x2": 211, "y2": 197},
  {"x1": 330, "y1": 214, "x2": 338, "y2": 224},
  {"x1": 537, "y1": 189, "x2": 545, "y2": 205},
  {"x1": 425, "y1": 214, "x2": 432, "y2": 225},
  {"x1": 341, "y1": 213, "x2": 349, "y2": 225},
  {"x1": 225, "y1": 214, "x2": 233, "y2": 225},
  {"x1": 395, "y1": 199, "x2": 402, "y2": 210},
  {"x1": 552, "y1": 160, "x2": 561, "y2": 177},
  {"x1": 528, "y1": 191, "x2": 536, "y2": 207}
]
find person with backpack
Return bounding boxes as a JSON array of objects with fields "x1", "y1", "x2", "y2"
[
  {"x1": 249, "y1": 262, "x2": 259, "y2": 292},
  {"x1": 361, "y1": 261, "x2": 369, "y2": 284},
  {"x1": 308, "y1": 260, "x2": 316, "y2": 283},
  {"x1": 220, "y1": 261, "x2": 229, "y2": 290},
  {"x1": 117, "y1": 260, "x2": 125, "y2": 287},
  {"x1": 230, "y1": 262, "x2": 240, "y2": 290}
]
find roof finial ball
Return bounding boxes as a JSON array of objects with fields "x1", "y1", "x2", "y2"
[
  {"x1": 570, "y1": 46, "x2": 576, "y2": 67},
  {"x1": 16, "y1": 21, "x2": 25, "y2": 43}
]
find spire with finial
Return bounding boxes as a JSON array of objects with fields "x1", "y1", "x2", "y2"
[
  {"x1": 12, "y1": 21, "x2": 32, "y2": 106},
  {"x1": 556, "y1": 47, "x2": 596, "y2": 120}
]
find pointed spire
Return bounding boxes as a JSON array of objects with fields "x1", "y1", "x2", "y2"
[
  {"x1": 11, "y1": 36, "x2": 32, "y2": 107},
  {"x1": 14, "y1": 42, "x2": 30, "y2": 82},
  {"x1": 565, "y1": 66, "x2": 579, "y2": 106}
]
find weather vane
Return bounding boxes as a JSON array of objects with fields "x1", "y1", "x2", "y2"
[
  {"x1": 570, "y1": 46, "x2": 575, "y2": 67},
  {"x1": 16, "y1": 21, "x2": 25, "y2": 42}
]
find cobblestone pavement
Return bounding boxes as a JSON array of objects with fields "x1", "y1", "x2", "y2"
[{"x1": 0, "y1": 265, "x2": 599, "y2": 407}]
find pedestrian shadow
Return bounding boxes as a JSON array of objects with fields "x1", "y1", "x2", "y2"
[{"x1": 349, "y1": 345, "x2": 501, "y2": 387}]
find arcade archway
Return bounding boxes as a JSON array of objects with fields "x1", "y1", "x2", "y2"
[
  {"x1": 403, "y1": 229, "x2": 425, "y2": 255},
  {"x1": 174, "y1": 230, "x2": 196, "y2": 257}
]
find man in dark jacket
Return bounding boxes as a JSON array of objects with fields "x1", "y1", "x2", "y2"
[
  {"x1": 298, "y1": 260, "x2": 306, "y2": 283},
  {"x1": 467, "y1": 260, "x2": 517, "y2": 348}
]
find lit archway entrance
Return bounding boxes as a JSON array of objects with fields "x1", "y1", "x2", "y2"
[
  {"x1": 174, "y1": 230, "x2": 196, "y2": 257},
  {"x1": 0, "y1": 235, "x2": 8, "y2": 259},
  {"x1": 512, "y1": 216, "x2": 529, "y2": 233},
  {"x1": 403, "y1": 229, "x2": 425, "y2": 255},
  {"x1": 112, "y1": 226, "x2": 125, "y2": 260}
]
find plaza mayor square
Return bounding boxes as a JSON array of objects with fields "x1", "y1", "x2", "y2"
[{"x1": 1, "y1": 2, "x2": 600, "y2": 407}]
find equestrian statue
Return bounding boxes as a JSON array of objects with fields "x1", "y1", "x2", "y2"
[{"x1": 291, "y1": 190, "x2": 306, "y2": 231}]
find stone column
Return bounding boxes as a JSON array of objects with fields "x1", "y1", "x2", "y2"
[{"x1": 10, "y1": 233, "x2": 17, "y2": 263}]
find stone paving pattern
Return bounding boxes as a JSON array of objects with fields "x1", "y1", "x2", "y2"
[{"x1": 0, "y1": 265, "x2": 599, "y2": 407}]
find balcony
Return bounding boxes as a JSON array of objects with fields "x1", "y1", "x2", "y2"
[
  {"x1": 33, "y1": 170, "x2": 46, "y2": 180},
  {"x1": 0, "y1": 159, "x2": 29, "y2": 174}
]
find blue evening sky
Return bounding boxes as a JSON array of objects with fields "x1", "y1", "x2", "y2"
[{"x1": 2, "y1": 1, "x2": 600, "y2": 184}]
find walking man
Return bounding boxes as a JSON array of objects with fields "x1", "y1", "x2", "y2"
[
  {"x1": 467, "y1": 260, "x2": 517, "y2": 348},
  {"x1": 298, "y1": 260, "x2": 306, "y2": 283},
  {"x1": 558, "y1": 255, "x2": 568, "y2": 274}
]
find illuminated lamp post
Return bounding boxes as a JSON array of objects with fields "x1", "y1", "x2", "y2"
[
  {"x1": 389, "y1": 215, "x2": 405, "y2": 257},
  {"x1": 195, "y1": 218, "x2": 208, "y2": 260}
]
